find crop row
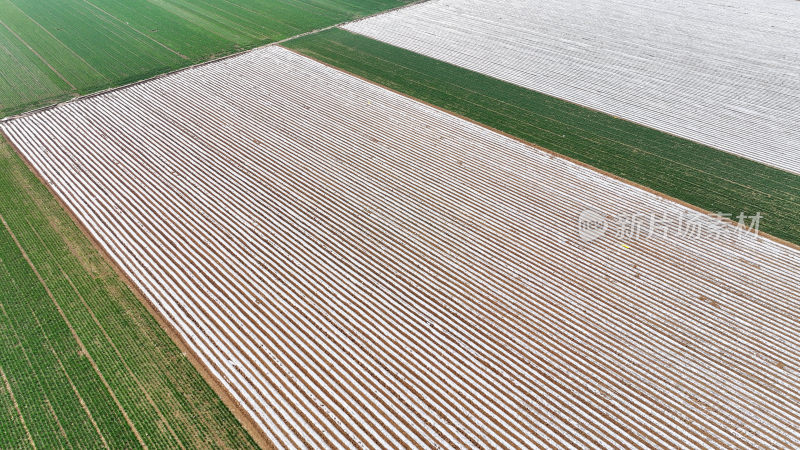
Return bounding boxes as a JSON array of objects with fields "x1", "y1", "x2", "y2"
[{"x1": 3, "y1": 46, "x2": 800, "y2": 448}]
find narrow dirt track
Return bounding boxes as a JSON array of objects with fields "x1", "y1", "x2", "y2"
[{"x1": 2, "y1": 46, "x2": 800, "y2": 449}]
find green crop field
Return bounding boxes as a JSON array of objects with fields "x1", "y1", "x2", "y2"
[
  {"x1": 0, "y1": 0, "x2": 413, "y2": 117},
  {"x1": 0, "y1": 135, "x2": 258, "y2": 448},
  {"x1": 284, "y1": 28, "x2": 800, "y2": 247}
]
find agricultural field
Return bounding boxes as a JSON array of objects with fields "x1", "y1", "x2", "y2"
[
  {"x1": 343, "y1": 0, "x2": 800, "y2": 175},
  {"x1": 3, "y1": 45, "x2": 800, "y2": 448},
  {"x1": 283, "y1": 28, "x2": 800, "y2": 247},
  {"x1": 0, "y1": 0, "x2": 414, "y2": 117},
  {"x1": 0, "y1": 135, "x2": 258, "y2": 448}
]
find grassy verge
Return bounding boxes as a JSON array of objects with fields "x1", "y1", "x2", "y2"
[
  {"x1": 283, "y1": 28, "x2": 800, "y2": 246},
  {"x1": 0, "y1": 135, "x2": 259, "y2": 448}
]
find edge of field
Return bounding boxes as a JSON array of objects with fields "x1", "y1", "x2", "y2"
[
  {"x1": 0, "y1": 131, "x2": 273, "y2": 449},
  {"x1": 2, "y1": 7, "x2": 797, "y2": 446},
  {"x1": 281, "y1": 28, "x2": 800, "y2": 250}
]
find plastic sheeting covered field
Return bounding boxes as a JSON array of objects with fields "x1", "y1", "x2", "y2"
[
  {"x1": 344, "y1": 0, "x2": 800, "y2": 175},
  {"x1": 3, "y1": 46, "x2": 800, "y2": 448}
]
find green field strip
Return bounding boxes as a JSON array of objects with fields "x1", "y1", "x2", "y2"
[
  {"x1": 283, "y1": 28, "x2": 800, "y2": 246},
  {"x1": 0, "y1": 0, "x2": 414, "y2": 117},
  {"x1": 13, "y1": 219, "x2": 175, "y2": 448},
  {"x1": 0, "y1": 136, "x2": 259, "y2": 448}
]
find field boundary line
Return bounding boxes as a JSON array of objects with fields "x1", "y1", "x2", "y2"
[
  {"x1": 1, "y1": 129, "x2": 277, "y2": 450},
  {"x1": 0, "y1": 211, "x2": 147, "y2": 449},
  {"x1": 0, "y1": 365, "x2": 37, "y2": 449},
  {"x1": 280, "y1": 46, "x2": 800, "y2": 253},
  {"x1": 0, "y1": 0, "x2": 433, "y2": 123}
]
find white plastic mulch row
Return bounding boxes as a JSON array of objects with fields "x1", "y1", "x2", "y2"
[
  {"x1": 3, "y1": 46, "x2": 800, "y2": 449},
  {"x1": 345, "y1": 0, "x2": 800, "y2": 175}
]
